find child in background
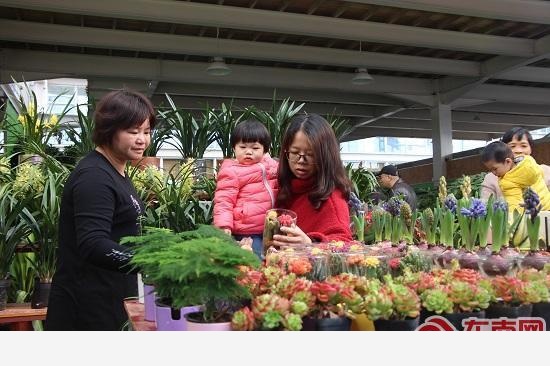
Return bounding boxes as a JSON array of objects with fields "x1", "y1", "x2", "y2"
[
  {"x1": 213, "y1": 120, "x2": 278, "y2": 258},
  {"x1": 481, "y1": 141, "x2": 550, "y2": 214}
]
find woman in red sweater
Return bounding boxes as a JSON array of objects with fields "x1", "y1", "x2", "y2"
[{"x1": 272, "y1": 113, "x2": 353, "y2": 245}]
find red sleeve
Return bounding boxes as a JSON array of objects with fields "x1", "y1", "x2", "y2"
[{"x1": 306, "y1": 191, "x2": 352, "y2": 242}]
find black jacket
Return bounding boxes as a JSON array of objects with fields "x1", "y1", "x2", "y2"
[{"x1": 391, "y1": 178, "x2": 417, "y2": 211}]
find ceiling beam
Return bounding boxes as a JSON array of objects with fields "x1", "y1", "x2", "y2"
[
  {"x1": 348, "y1": 1, "x2": 550, "y2": 24},
  {"x1": 440, "y1": 34, "x2": 550, "y2": 103},
  {"x1": 0, "y1": 0, "x2": 535, "y2": 56},
  {"x1": 0, "y1": 49, "x2": 433, "y2": 95},
  {"x1": 346, "y1": 128, "x2": 492, "y2": 140},
  {"x1": 0, "y1": 19, "x2": 482, "y2": 77},
  {"x1": 366, "y1": 118, "x2": 546, "y2": 134},
  {"x1": 465, "y1": 83, "x2": 550, "y2": 105},
  {"x1": 394, "y1": 109, "x2": 550, "y2": 125},
  {"x1": 144, "y1": 94, "x2": 378, "y2": 118},
  {"x1": 457, "y1": 103, "x2": 550, "y2": 116},
  {"x1": 86, "y1": 78, "x2": 404, "y2": 107}
]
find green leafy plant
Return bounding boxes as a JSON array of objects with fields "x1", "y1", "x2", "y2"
[
  {"x1": 0, "y1": 185, "x2": 36, "y2": 280},
  {"x1": 122, "y1": 225, "x2": 261, "y2": 323},
  {"x1": 4, "y1": 81, "x2": 74, "y2": 155},
  {"x1": 64, "y1": 102, "x2": 95, "y2": 162},
  {"x1": 345, "y1": 163, "x2": 378, "y2": 203},
  {"x1": 249, "y1": 95, "x2": 304, "y2": 157},
  {"x1": 160, "y1": 94, "x2": 217, "y2": 159}
]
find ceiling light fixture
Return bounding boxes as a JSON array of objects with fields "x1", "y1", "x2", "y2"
[
  {"x1": 352, "y1": 41, "x2": 373, "y2": 85},
  {"x1": 206, "y1": 28, "x2": 231, "y2": 76}
]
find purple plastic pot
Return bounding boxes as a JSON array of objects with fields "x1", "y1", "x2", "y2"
[
  {"x1": 144, "y1": 284, "x2": 156, "y2": 322},
  {"x1": 155, "y1": 300, "x2": 202, "y2": 331}
]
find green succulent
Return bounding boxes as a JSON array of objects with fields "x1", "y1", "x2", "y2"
[{"x1": 421, "y1": 288, "x2": 453, "y2": 314}]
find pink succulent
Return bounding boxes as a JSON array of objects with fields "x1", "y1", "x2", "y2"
[{"x1": 277, "y1": 214, "x2": 294, "y2": 227}]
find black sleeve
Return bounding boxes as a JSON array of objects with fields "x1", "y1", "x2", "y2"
[{"x1": 72, "y1": 168, "x2": 134, "y2": 272}]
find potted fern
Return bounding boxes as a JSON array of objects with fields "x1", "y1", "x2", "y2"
[{"x1": 122, "y1": 225, "x2": 260, "y2": 331}]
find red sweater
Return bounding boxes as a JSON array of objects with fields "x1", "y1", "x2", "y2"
[{"x1": 284, "y1": 178, "x2": 352, "y2": 242}]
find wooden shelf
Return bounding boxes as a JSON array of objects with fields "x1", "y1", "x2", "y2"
[
  {"x1": 0, "y1": 303, "x2": 47, "y2": 331},
  {"x1": 124, "y1": 300, "x2": 156, "y2": 331}
]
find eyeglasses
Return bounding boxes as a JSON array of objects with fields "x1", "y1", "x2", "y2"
[{"x1": 285, "y1": 151, "x2": 315, "y2": 164}]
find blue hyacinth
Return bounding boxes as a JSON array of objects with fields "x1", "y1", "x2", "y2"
[
  {"x1": 493, "y1": 200, "x2": 508, "y2": 212},
  {"x1": 460, "y1": 198, "x2": 487, "y2": 219},
  {"x1": 444, "y1": 194, "x2": 457, "y2": 213},
  {"x1": 522, "y1": 187, "x2": 541, "y2": 218},
  {"x1": 348, "y1": 192, "x2": 364, "y2": 216}
]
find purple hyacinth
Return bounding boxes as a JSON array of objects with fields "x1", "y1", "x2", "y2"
[
  {"x1": 348, "y1": 192, "x2": 363, "y2": 216},
  {"x1": 444, "y1": 194, "x2": 457, "y2": 213},
  {"x1": 522, "y1": 187, "x2": 540, "y2": 218},
  {"x1": 493, "y1": 200, "x2": 508, "y2": 212},
  {"x1": 460, "y1": 198, "x2": 487, "y2": 219},
  {"x1": 384, "y1": 196, "x2": 402, "y2": 217}
]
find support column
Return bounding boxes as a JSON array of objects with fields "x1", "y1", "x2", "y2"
[{"x1": 431, "y1": 103, "x2": 452, "y2": 184}]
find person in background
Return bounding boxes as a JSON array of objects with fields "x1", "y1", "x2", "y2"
[
  {"x1": 481, "y1": 127, "x2": 550, "y2": 201},
  {"x1": 481, "y1": 141, "x2": 550, "y2": 214},
  {"x1": 375, "y1": 164, "x2": 417, "y2": 211},
  {"x1": 213, "y1": 120, "x2": 278, "y2": 258},
  {"x1": 46, "y1": 89, "x2": 155, "y2": 330},
  {"x1": 271, "y1": 113, "x2": 353, "y2": 245}
]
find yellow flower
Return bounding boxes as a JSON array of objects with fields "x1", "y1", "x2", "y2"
[
  {"x1": 310, "y1": 247, "x2": 323, "y2": 256},
  {"x1": 27, "y1": 101, "x2": 35, "y2": 118},
  {"x1": 362, "y1": 256, "x2": 380, "y2": 268},
  {"x1": 332, "y1": 241, "x2": 345, "y2": 249},
  {"x1": 17, "y1": 114, "x2": 26, "y2": 125},
  {"x1": 349, "y1": 244, "x2": 363, "y2": 252},
  {"x1": 43, "y1": 114, "x2": 59, "y2": 129},
  {"x1": 12, "y1": 162, "x2": 45, "y2": 198}
]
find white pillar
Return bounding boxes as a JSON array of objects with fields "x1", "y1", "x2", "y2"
[{"x1": 431, "y1": 103, "x2": 452, "y2": 184}]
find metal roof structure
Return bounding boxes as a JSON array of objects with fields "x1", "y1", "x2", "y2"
[{"x1": 1, "y1": 0, "x2": 550, "y2": 143}]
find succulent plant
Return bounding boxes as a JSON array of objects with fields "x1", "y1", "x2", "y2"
[
  {"x1": 231, "y1": 306, "x2": 256, "y2": 331},
  {"x1": 389, "y1": 282, "x2": 421, "y2": 319},
  {"x1": 421, "y1": 288, "x2": 453, "y2": 314},
  {"x1": 448, "y1": 280, "x2": 491, "y2": 312}
]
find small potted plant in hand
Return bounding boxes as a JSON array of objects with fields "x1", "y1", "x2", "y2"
[{"x1": 262, "y1": 208, "x2": 297, "y2": 254}]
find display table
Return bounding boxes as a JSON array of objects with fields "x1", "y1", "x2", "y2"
[
  {"x1": 124, "y1": 300, "x2": 156, "y2": 331},
  {"x1": 0, "y1": 303, "x2": 47, "y2": 331}
]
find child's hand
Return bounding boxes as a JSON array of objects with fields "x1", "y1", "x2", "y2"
[
  {"x1": 223, "y1": 228, "x2": 232, "y2": 235},
  {"x1": 272, "y1": 225, "x2": 312, "y2": 245}
]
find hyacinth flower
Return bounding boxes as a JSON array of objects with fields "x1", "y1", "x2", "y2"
[
  {"x1": 457, "y1": 198, "x2": 488, "y2": 251},
  {"x1": 371, "y1": 206, "x2": 386, "y2": 243},
  {"x1": 491, "y1": 200, "x2": 509, "y2": 253},
  {"x1": 420, "y1": 208, "x2": 438, "y2": 245},
  {"x1": 522, "y1": 187, "x2": 541, "y2": 252},
  {"x1": 438, "y1": 194, "x2": 456, "y2": 248}
]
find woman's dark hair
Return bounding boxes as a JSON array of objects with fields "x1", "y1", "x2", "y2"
[
  {"x1": 276, "y1": 113, "x2": 352, "y2": 209},
  {"x1": 230, "y1": 119, "x2": 271, "y2": 152},
  {"x1": 481, "y1": 141, "x2": 514, "y2": 163},
  {"x1": 501, "y1": 127, "x2": 534, "y2": 150},
  {"x1": 93, "y1": 89, "x2": 156, "y2": 147}
]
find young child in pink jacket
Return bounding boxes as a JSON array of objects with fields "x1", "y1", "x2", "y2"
[{"x1": 213, "y1": 120, "x2": 278, "y2": 258}]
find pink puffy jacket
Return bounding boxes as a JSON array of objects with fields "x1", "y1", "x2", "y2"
[{"x1": 213, "y1": 154, "x2": 279, "y2": 235}]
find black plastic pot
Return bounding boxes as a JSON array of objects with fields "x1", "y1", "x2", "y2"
[
  {"x1": 0, "y1": 279, "x2": 10, "y2": 311},
  {"x1": 374, "y1": 317, "x2": 419, "y2": 331},
  {"x1": 531, "y1": 302, "x2": 550, "y2": 331},
  {"x1": 301, "y1": 316, "x2": 351, "y2": 331},
  {"x1": 486, "y1": 303, "x2": 532, "y2": 319},
  {"x1": 31, "y1": 279, "x2": 51, "y2": 309}
]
